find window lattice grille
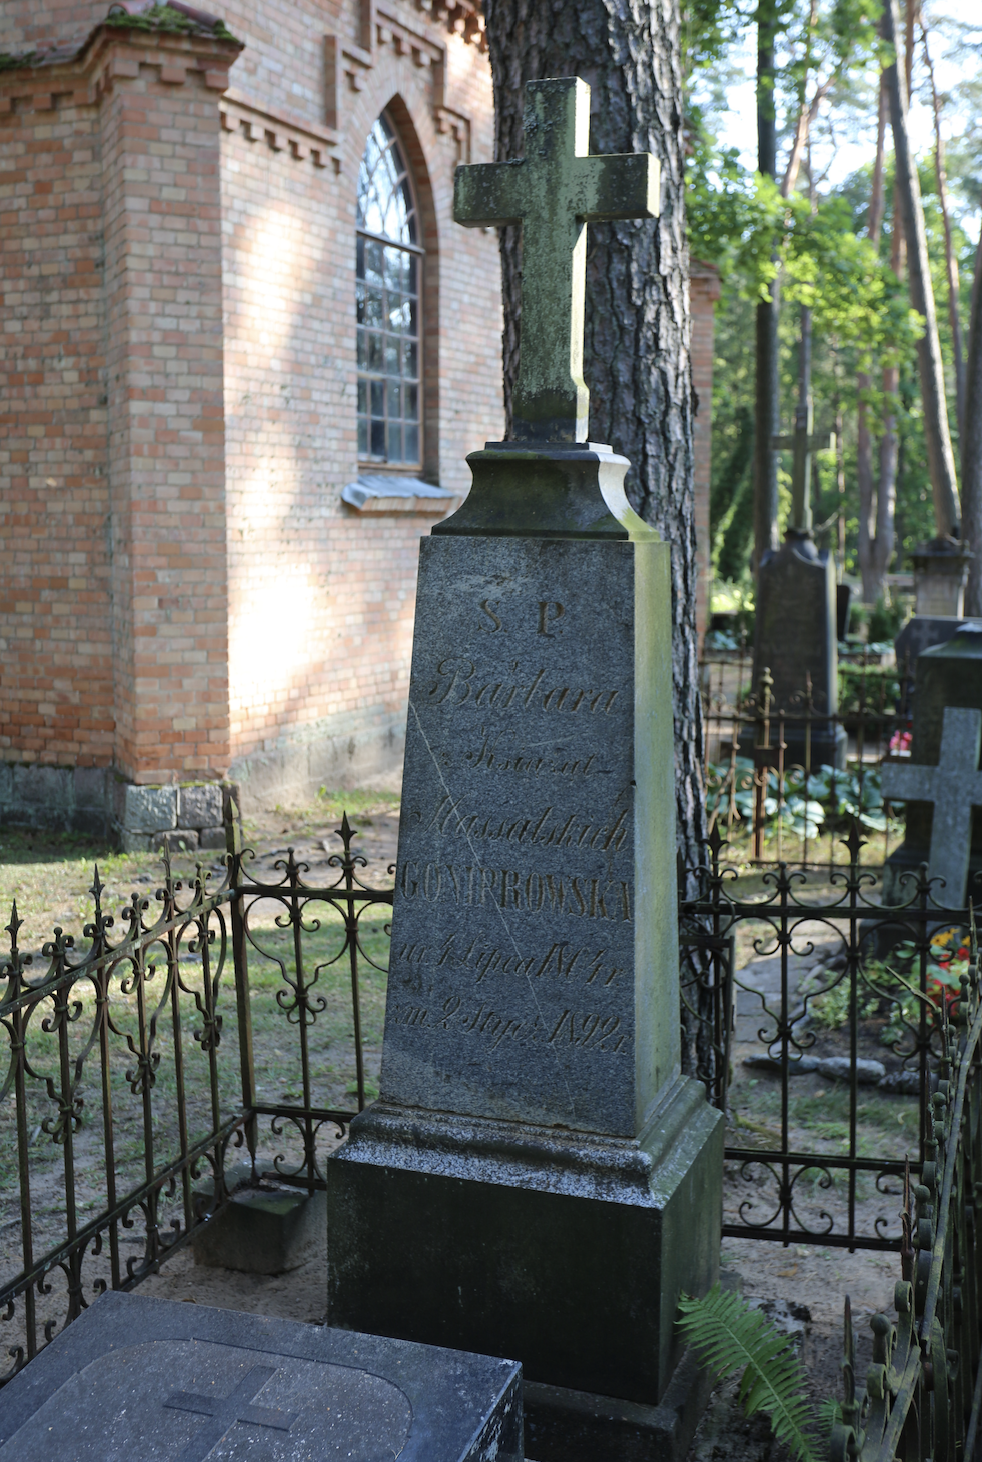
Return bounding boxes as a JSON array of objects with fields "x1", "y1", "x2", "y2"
[{"x1": 356, "y1": 117, "x2": 420, "y2": 466}]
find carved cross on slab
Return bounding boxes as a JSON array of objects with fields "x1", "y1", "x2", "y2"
[
  {"x1": 772, "y1": 397, "x2": 835, "y2": 534},
  {"x1": 880, "y1": 705, "x2": 982, "y2": 908},
  {"x1": 453, "y1": 76, "x2": 660, "y2": 443},
  {"x1": 165, "y1": 1365, "x2": 298, "y2": 1461}
]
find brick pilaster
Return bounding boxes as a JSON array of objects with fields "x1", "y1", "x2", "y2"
[{"x1": 94, "y1": 28, "x2": 240, "y2": 781}]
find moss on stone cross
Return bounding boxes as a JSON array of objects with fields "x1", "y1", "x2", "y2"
[{"x1": 453, "y1": 77, "x2": 659, "y2": 444}]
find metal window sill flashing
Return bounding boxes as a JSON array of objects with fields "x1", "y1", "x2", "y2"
[{"x1": 342, "y1": 475, "x2": 462, "y2": 515}]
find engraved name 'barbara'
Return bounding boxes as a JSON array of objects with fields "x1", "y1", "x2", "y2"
[
  {"x1": 424, "y1": 659, "x2": 622, "y2": 715},
  {"x1": 399, "y1": 860, "x2": 632, "y2": 921},
  {"x1": 424, "y1": 796, "x2": 628, "y2": 852}
]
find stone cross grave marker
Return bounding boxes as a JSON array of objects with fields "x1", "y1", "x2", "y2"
[
  {"x1": 453, "y1": 76, "x2": 659, "y2": 443},
  {"x1": 328, "y1": 74, "x2": 723, "y2": 1445},
  {"x1": 771, "y1": 395, "x2": 835, "y2": 535},
  {"x1": 0, "y1": 1292, "x2": 522, "y2": 1462},
  {"x1": 881, "y1": 705, "x2": 982, "y2": 907}
]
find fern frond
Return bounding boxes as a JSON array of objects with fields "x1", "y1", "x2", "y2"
[
  {"x1": 678, "y1": 1285, "x2": 817, "y2": 1462},
  {"x1": 818, "y1": 1399, "x2": 842, "y2": 1434}
]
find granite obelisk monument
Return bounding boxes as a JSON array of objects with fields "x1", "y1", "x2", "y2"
[{"x1": 327, "y1": 77, "x2": 723, "y2": 1445}]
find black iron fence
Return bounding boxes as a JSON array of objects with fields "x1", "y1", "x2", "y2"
[
  {"x1": 700, "y1": 644, "x2": 910, "y2": 868},
  {"x1": 0, "y1": 805, "x2": 391, "y2": 1381},
  {"x1": 680, "y1": 826, "x2": 974, "y2": 1253},
  {"x1": 831, "y1": 950, "x2": 982, "y2": 1462},
  {"x1": 5, "y1": 795, "x2": 981, "y2": 1458}
]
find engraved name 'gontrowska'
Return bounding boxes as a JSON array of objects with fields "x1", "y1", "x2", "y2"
[{"x1": 381, "y1": 535, "x2": 645, "y2": 1133}]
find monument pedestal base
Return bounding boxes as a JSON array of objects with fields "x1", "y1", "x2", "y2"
[
  {"x1": 524, "y1": 1347, "x2": 714, "y2": 1461},
  {"x1": 327, "y1": 1076, "x2": 723, "y2": 1409}
]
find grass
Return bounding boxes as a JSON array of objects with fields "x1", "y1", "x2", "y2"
[{"x1": 0, "y1": 793, "x2": 397, "y2": 1277}]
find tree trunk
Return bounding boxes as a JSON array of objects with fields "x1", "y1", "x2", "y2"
[
  {"x1": 485, "y1": 0, "x2": 703, "y2": 874},
  {"x1": 882, "y1": 0, "x2": 960, "y2": 537},
  {"x1": 919, "y1": 17, "x2": 965, "y2": 437},
  {"x1": 963, "y1": 229, "x2": 982, "y2": 613},
  {"x1": 857, "y1": 73, "x2": 891, "y2": 603},
  {"x1": 753, "y1": 0, "x2": 780, "y2": 570}
]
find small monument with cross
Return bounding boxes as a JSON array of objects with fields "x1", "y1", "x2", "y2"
[
  {"x1": 327, "y1": 76, "x2": 723, "y2": 1454},
  {"x1": 746, "y1": 388, "x2": 846, "y2": 770},
  {"x1": 881, "y1": 623, "x2": 982, "y2": 909}
]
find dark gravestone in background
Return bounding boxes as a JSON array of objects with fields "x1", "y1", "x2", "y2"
[
  {"x1": 836, "y1": 583, "x2": 851, "y2": 642},
  {"x1": 894, "y1": 615, "x2": 968, "y2": 672},
  {"x1": 0, "y1": 1292, "x2": 522, "y2": 1462},
  {"x1": 882, "y1": 625, "x2": 982, "y2": 907},
  {"x1": 747, "y1": 537, "x2": 846, "y2": 769}
]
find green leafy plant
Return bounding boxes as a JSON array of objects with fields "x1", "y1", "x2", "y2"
[{"x1": 678, "y1": 1285, "x2": 817, "y2": 1462}]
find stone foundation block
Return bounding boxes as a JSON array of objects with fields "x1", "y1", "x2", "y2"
[
  {"x1": 178, "y1": 784, "x2": 223, "y2": 829},
  {"x1": 524, "y1": 1348, "x2": 715, "y2": 1462},
  {"x1": 120, "y1": 831, "x2": 152, "y2": 853},
  {"x1": 154, "y1": 828, "x2": 199, "y2": 853},
  {"x1": 119, "y1": 784, "x2": 177, "y2": 834},
  {"x1": 198, "y1": 825, "x2": 227, "y2": 850},
  {"x1": 193, "y1": 1183, "x2": 327, "y2": 1275}
]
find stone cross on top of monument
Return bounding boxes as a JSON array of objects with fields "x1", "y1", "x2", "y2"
[
  {"x1": 453, "y1": 77, "x2": 660, "y2": 444},
  {"x1": 881, "y1": 705, "x2": 982, "y2": 908},
  {"x1": 772, "y1": 396, "x2": 835, "y2": 535}
]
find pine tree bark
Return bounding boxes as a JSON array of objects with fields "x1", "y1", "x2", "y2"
[
  {"x1": 882, "y1": 0, "x2": 960, "y2": 537},
  {"x1": 857, "y1": 73, "x2": 894, "y2": 603},
  {"x1": 920, "y1": 16, "x2": 965, "y2": 436},
  {"x1": 484, "y1": 0, "x2": 704, "y2": 874},
  {"x1": 963, "y1": 232, "x2": 982, "y2": 613},
  {"x1": 753, "y1": 0, "x2": 780, "y2": 570}
]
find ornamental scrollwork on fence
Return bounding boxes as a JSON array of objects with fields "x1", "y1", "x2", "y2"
[
  {"x1": 0, "y1": 807, "x2": 388, "y2": 1385},
  {"x1": 831, "y1": 944, "x2": 982, "y2": 1462}
]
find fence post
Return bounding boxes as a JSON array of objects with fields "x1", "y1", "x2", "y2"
[
  {"x1": 225, "y1": 792, "x2": 257, "y2": 1177},
  {"x1": 753, "y1": 667, "x2": 774, "y2": 863}
]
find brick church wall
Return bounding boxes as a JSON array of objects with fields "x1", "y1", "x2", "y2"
[
  {"x1": 0, "y1": 73, "x2": 114, "y2": 781},
  {"x1": 0, "y1": 0, "x2": 501, "y2": 830},
  {"x1": 1, "y1": 1, "x2": 715, "y2": 833},
  {"x1": 215, "y1": 4, "x2": 502, "y2": 807}
]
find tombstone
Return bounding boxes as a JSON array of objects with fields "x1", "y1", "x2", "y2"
[
  {"x1": 881, "y1": 624, "x2": 982, "y2": 908},
  {"x1": 0, "y1": 1292, "x2": 523, "y2": 1461},
  {"x1": 912, "y1": 536, "x2": 972, "y2": 617},
  {"x1": 745, "y1": 400, "x2": 846, "y2": 770},
  {"x1": 836, "y1": 583, "x2": 852, "y2": 642},
  {"x1": 326, "y1": 77, "x2": 724, "y2": 1459},
  {"x1": 894, "y1": 615, "x2": 968, "y2": 674}
]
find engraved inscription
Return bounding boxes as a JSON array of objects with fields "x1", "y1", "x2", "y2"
[
  {"x1": 399, "y1": 861, "x2": 632, "y2": 921},
  {"x1": 424, "y1": 797, "x2": 628, "y2": 851},
  {"x1": 394, "y1": 933, "x2": 626, "y2": 987},
  {"x1": 425, "y1": 659, "x2": 621, "y2": 715},
  {"x1": 461, "y1": 729, "x2": 610, "y2": 778},
  {"x1": 387, "y1": 996, "x2": 628, "y2": 1053},
  {"x1": 537, "y1": 601, "x2": 565, "y2": 636},
  {"x1": 479, "y1": 599, "x2": 503, "y2": 631}
]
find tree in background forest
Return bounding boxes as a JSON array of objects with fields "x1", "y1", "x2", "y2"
[{"x1": 686, "y1": 0, "x2": 981, "y2": 613}]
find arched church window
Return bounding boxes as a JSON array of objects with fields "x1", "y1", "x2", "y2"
[{"x1": 356, "y1": 115, "x2": 421, "y2": 466}]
